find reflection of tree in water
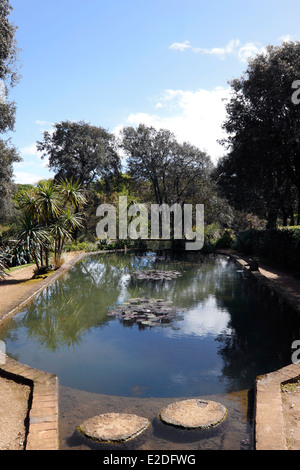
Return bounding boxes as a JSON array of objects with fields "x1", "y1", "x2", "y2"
[
  {"x1": 8, "y1": 251, "x2": 230, "y2": 352},
  {"x1": 127, "y1": 252, "x2": 232, "y2": 309},
  {"x1": 213, "y1": 271, "x2": 300, "y2": 391},
  {"x1": 11, "y1": 254, "x2": 138, "y2": 352}
]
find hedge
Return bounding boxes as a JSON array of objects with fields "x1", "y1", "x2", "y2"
[{"x1": 235, "y1": 227, "x2": 300, "y2": 271}]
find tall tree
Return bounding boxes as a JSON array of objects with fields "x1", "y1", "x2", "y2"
[
  {"x1": 37, "y1": 120, "x2": 121, "y2": 186},
  {"x1": 217, "y1": 42, "x2": 300, "y2": 228},
  {"x1": 0, "y1": 140, "x2": 20, "y2": 219},
  {"x1": 121, "y1": 124, "x2": 233, "y2": 229},
  {"x1": 121, "y1": 124, "x2": 175, "y2": 205},
  {"x1": 0, "y1": 0, "x2": 21, "y2": 221}
]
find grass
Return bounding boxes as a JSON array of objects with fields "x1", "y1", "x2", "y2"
[{"x1": 4, "y1": 262, "x2": 35, "y2": 273}]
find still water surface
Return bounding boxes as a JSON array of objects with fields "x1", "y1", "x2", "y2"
[{"x1": 0, "y1": 251, "x2": 298, "y2": 398}]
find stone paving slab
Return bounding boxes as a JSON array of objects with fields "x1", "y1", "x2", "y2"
[{"x1": 0, "y1": 356, "x2": 59, "y2": 450}]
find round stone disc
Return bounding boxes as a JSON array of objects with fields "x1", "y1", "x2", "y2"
[
  {"x1": 78, "y1": 413, "x2": 149, "y2": 442},
  {"x1": 159, "y1": 399, "x2": 227, "y2": 429}
]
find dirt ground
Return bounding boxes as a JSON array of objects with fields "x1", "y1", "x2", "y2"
[
  {"x1": 0, "y1": 252, "x2": 300, "y2": 450},
  {"x1": 0, "y1": 376, "x2": 31, "y2": 450},
  {"x1": 281, "y1": 381, "x2": 300, "y2": 450}
]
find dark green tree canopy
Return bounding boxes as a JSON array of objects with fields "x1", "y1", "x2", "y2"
[
  {"x1": 0, "y1": 139, "x2": 20, "y2": 218},
  {"x1": 37, "y1": 120, "x2": 121, "y2": 186},
  {"x1": 0, "y1": 0, "x2": 20, "y2": 134},
  {"x1": 0, "y1": 0, "x2": 21, "y2": 220},
  {"x1": 121, "y1": 124, "x2": 213, "y2": 206},
  {"x1": 216, "y1": 42, "x2": 300, "y2": 227}
]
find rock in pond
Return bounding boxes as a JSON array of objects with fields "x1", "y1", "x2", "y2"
[
  {"x1": 78, "y1": 413, "x2": 149, "y2": 443},
  {"x1": 159, "y1": 399, "x2": 227, "y2": 429},
  {"x1": 132, "y1": 269, "x2": 182, "y2": 280},
  {"x1": 108, "y1": 297, "x2": 184, "y2": 328}
]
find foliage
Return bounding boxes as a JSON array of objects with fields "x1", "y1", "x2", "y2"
[
  {"x1": 121, "y1": 124, "x2": 213, "y2": 206},
  {"x1": 0, "y1": 0, "x2": 22, "y2": 222},
  {"x1": 216, "y1": 42, "x2": 300, "y2": 228},
  {"x1": 0, "y1": 248, "x2": 9, "y2": 278},
  {"x1": 12, "y1": 178, "x2": 87, "y2": 272},
  {"x1": 37, "y1": 120, "x2": 121, "y2": 186},
  {"x1": 236, "y1": 227, "x2": 300, "y2": 271}
]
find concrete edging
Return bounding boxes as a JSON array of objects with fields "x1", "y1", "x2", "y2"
[
  {"x1": 0, "y1": 356, "x2": 59, "y2": 450},
  {"x1": 255, "y1": 363, "x2": 300, "y2": 451}
]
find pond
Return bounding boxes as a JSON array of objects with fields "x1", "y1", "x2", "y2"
[{"x1": 0, "y1": 251, "x2": 299, "y2": 450}]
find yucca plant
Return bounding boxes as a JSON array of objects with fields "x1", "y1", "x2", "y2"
[
  {"x1": 14, "y1": 213, "x2": 51, "y2": 273},
  {"x1": 51, "y1": 209, "x2": 83, "y2": 268},
  {"x1": 0, "y1": 250, "x2": 9, "y2": 279}
]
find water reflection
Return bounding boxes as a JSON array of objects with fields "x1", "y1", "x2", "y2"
[{"x1": 0, "y1": 251, "x2": 298, "y2": 397}]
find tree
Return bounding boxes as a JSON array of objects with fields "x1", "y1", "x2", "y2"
[
  {"x1": 121, "y1": 124, "x2": 214, "y2": 206},
  {"x1": 14, "y1": 179, "x2": 86, "y2": 272},
  {"x1": 37, "y1": 120, "x2": 121, "y2": 186},
  {"x1": 121, "y1": 124, "x2": 175, "y2": 205},
  {"x1": 165, "y1": 141, "x2": 213, "y2": 205},
  {"x1": 0, "y1": 0, "x2": 21, "y2": 221},
  {"x1": 121, "y1": 124, "x2": 233, "y2": 234},
  {"x1": 0, "y1": 0, "x2": 20, "y2": 134},
  {"x1": 217, "y1": 42, "x2": 300, "y2": 228},
  {"x1": 0, "y1": 140, "x2": 21, "y2": 219}
]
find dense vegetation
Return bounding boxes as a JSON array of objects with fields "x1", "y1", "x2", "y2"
[{"x1": 1, "y1": 0, "x2": 300, "y2": 277}]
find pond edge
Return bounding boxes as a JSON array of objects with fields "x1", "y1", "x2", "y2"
[{"x1": 217, "y1": 249, "x2": 300, "y2": 451}]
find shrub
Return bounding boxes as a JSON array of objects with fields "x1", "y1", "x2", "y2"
[{"x1": 236, "y1": 226, "x2": 300, "y2": 271}]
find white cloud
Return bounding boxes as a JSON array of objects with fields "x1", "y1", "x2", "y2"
[
  {"x1": 19, "y1": 142, "x2": 50, "y2": 169},
  {"x1": 35, "y1": 120, "x2": 52, "y2": 127},
  {"x1": 278, "y1": 34, "x2": 299, "y2": 43},
  {"x1": 20, "y1": 143, "x2": 40, "y2": 157},
  {"x1": 237, "y1": 42, "x2": 265, "y2": 63},
  {"x1": 119, "y1": 86, "x2": 231, "y2": 163},
  {"x1": 192, "y1": 39, "x2": 240, "y2": 59},
  {"x1": 170, "y1": 38, "x2": 265, "y2": 63},
  {"x1": 169, "y1": 40, "x2": 191, "y2": 52},
  {"x1": 14, "y1": 172, "x2": 45, "y2": 185}
]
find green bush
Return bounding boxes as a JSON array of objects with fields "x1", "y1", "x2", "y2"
[
  {"x1": 215, "y1": 229, "x2": 236, "y2": 249},
  {"x1": 64, "y1": 241, "x2": 97, "y2": 252},
  {"x1": 235, "y1": 227, "x2": 300, "y2": 271}
]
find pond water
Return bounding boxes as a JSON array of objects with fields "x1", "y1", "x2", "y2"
[{"x1": 0, "y1": 251, "x2": 299, "y2": 450}]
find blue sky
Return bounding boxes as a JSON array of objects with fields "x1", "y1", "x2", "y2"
[{"x1": 6, "y1": 0, "x2": 300, "y2": 184}]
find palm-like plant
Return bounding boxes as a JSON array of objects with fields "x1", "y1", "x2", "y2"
[
  {"x1": 13, "y1": 178, "x2": 87, "y2": 273},
  {"x1": 36, "y1": 180, "x2": 61, "y2": 222},
  {"x1": 51, "y1": 209, "x2": 83, "y2": 268},
  {"x1": 0, "y1": 250, "x2": 9, "y2": 279},
  {"x1": 14, "y1": 213, "x2": 50, "y2": 272},
  {"x1": 57, "y1": 178, "x2": 87, "y2": 211}
]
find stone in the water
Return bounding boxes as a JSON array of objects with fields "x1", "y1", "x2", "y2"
[
  {"x1": 132, "y1": 269, "x2": 182, "y2": 281},
  {"x1": 108, "y1": 297, "x2": 183, "y2": 329},
  {"x1": 78, "y1": 413, "x2": 149, "y2": 443},
  {"x1": 159, "y1": 399, "x2": 227, "y2": 429}
]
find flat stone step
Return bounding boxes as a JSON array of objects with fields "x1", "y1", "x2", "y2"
[
  {"x1": 78, "y1": 413, "x2": 149, "y2": 443},
  {"x1": 159, "y1": 399, "x2": 227, "y2": 429}
]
